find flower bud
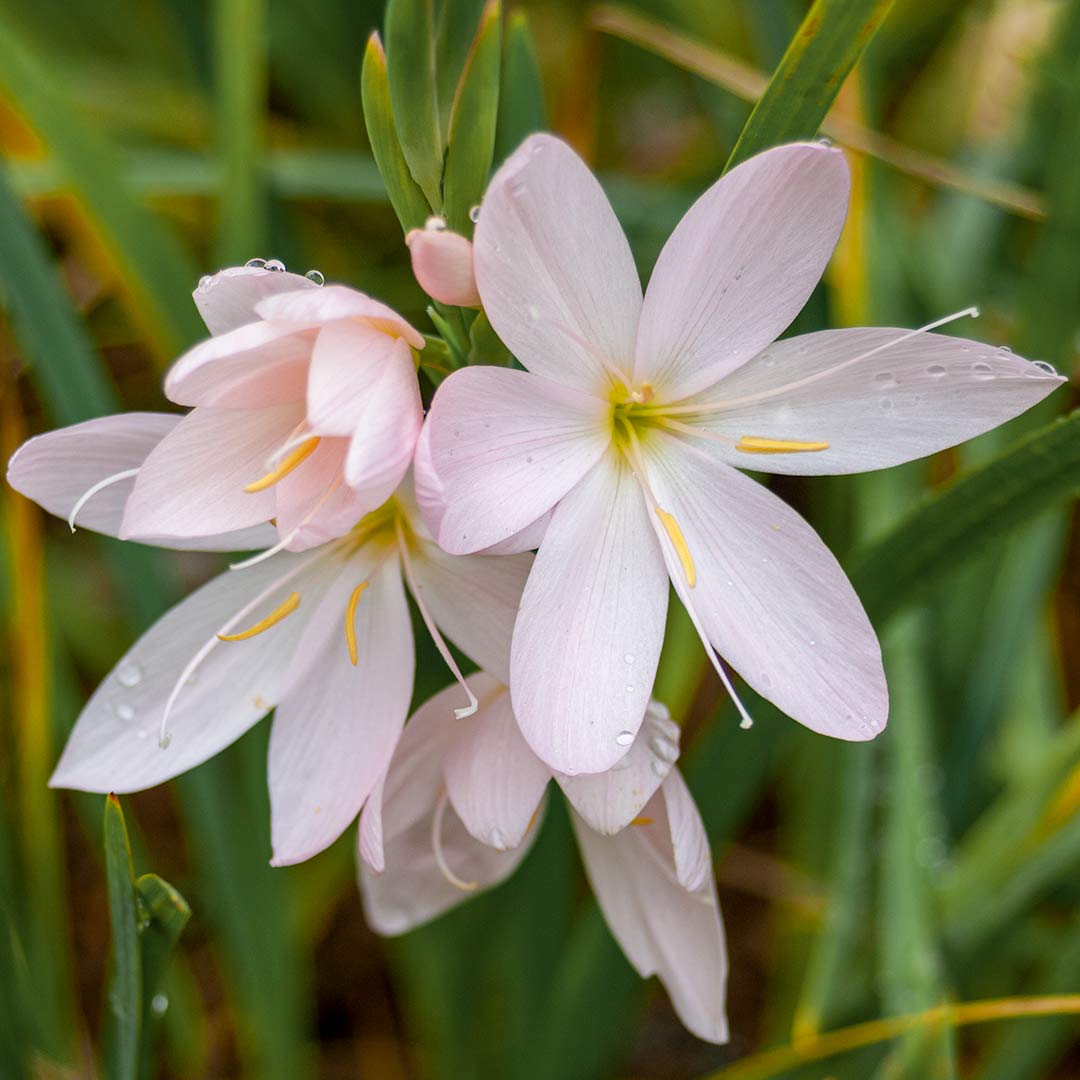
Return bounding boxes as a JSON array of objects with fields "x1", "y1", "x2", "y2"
[{"x1": 405, "y1": 217, "x2": 482, "y2": 308}]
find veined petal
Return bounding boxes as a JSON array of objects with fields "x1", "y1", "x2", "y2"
[
  {"x1": 6, "y1": 412, "x2": 276, "y2": 551},
  {"x1": 635, "y1": 143, "x2": 849, "y2": 401},
  {"x1": 49, "y1": 550, "x2": 337, "y2": 793},
  {"x1": 269, "y1": 556, "x2": 414, "y2": 865},
  {"x1": 413, "y1": 418, "x2": 551, "y2": 555},
  {"x1": 407, "y1": 539, "x2": 531, "y2": 686},
  {"x1": 644, "y1": 432, "x2": 887, "y2": 741},
  {"x1": 557, "y1": 700, "x2": 679, "y2": 835},
  {"x1": 443, "y1": 678, "x2": 549, "y2": 850},
  {"x1": 573, "y1": 771, "x2": 728, "y2": 1044},
  {"x1": 255, "y1": 285, "x2": 424, "y2": 349},
  {"x1": 165, "y1": 321, "x2": 314, "y2": 408},
  {"x1": 474, "y1": 134, "x2": 642, "y2": 395},
  {"x1": 194, "y1": 265, "x2": 317, "y2": 335},
  {"x1": 688, "y1": 328, "x2": 1067, "y2": 474},
  {"x1": 426, "y1": 365, "x2": 611, "y2": 555},
  {"x1": 120, "y1": 405, "x2": 303, "y2": 541},
  {"x1": 510, "y1": 451, "x2": 669, "y2": 775}
]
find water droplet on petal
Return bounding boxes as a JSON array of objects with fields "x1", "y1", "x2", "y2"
[
  {"x1": 624, "y1": 684, "x2": 635, "y2": 694},
  {"x1": 623, "y1": 653, "x2": 635, "y2": 665},
  {"x1": 151, "y1": 993, "x2": 169, "y2": 1017},
  {"x1": 1031, "y1": 360, "x2": 1058, "y2": 376},
  {"x1": 469, "y1": 204, "x2": 481, "y2": 223},
  {"x1": 245, "y1": 257, "x2": 266, "y2": 268},
  {"x1": 874, "y1": 371, "x2": 897, "y2": 387},
  {"x1": 265, "y1": 258, "x2": 286, "y2": 272},
  {"x1": 999, "y1": 345, "x2": 1013, "y2": 354},
  {"x1": 114, "y1": 703, "x2": 135, "y2": 722},
  {"x1": 116, "y1": 662, "x2": 142, "y2": 688},
  {"x1": 424, "y1": 214, "x2": 447, "y2": 232},
  {"x1": 305, "y1": 269, "x2": 325, "y2": 286},
  {"x1": 926, "y1": 364, "x2": 946, "y2": 377},
  {"x1": 971, "y1": 361, "x2": 994, "y2": 379},
  {"x1": 880, "y1": 398, "x2": 894, "y2": 411},
  {"x1": 816, "y1": 136, "x2": 833, "y2": 148},
  {"x1": 615, "y1": 730, "x2": 634, "y2": 747}
]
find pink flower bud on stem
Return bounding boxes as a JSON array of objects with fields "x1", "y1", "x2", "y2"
[{"x1": 406, "y1": 217, "x2": 482, "y2": 308}]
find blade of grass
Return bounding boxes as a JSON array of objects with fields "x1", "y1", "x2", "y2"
[{"x1": 494, "y1": 11, "x2": 546, "y2": 165}]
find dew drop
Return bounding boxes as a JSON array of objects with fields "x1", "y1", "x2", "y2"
[
  {"x1": 198, "y1": 274, "x2": 212, "y2": 289},
  {"x1": 1032, "y1": 360, "x2": 1058, "y2": 376},
  {"x1": 971, "y1": 361, "x2": 994, "y2": 379},
  {"x1": 151, "y1": 993, "x2": 169, "y2": 1017},
  {"x1": 874, "y1": 371, "x2": 897, "y2": 387},
  {"x1": 265, "y1": 258, "x2": 286, "y2": 272},
  {"x1": 305, "y1": 269, "x2": 325, "y2": 286},
  {"x1": 424, "y1": 214, "x2": 447, "y2": 232},
  {"x1": 624, "y1": 684, "x2": 635, "y2": 694},
  {"x1": 880, "y1": 398, "x2": 894, "y2": 411},
  {"x1": 999, "y1": 345, "x2": 1012, "y2": 354},
  {"x1": 809, "y1": 639, "x2": 817, "y2": 646},
  {"x1": 525, "y1": 455, "x2": 533, "y2": 464},
  {"x1": 726, "y1": 579, "x2": 734, "y2": 587},
  {"x1": 469, "y1": 204, "x2": 481, "y2": 223},
  {"x1": 615, "y1": 730, "x2": 635, "y2": 747},
  {"x1": 245, "y1": 257, "x2": 266, "y2": 268},
  {"x1": 114, "y1": 703, "x2": 135, "y2": 722},
  {"x1": 116, "y1": 662, "x2": 143, "y2": 688},
  {"x1": 926, "y1": 364, "x2": 946, "y2": 377},
  {"x1": 816, "y1": 136, "x2": 833, "y2": 148},
  {"x1": 623, "y1": 653, "x2": 635, "y2": 665}
]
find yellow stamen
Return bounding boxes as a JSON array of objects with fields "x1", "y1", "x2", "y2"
[
  {"x1": 735, "y1": 435, "x2": 830, "y2": 455},
  {"x1": 344, "y1": 582, "x2": 369, "y2": 666},
  {"x1": 629, "y1": 383, "x2": 655, "y2": 404},
  {"x1": 244, "y1": 437, "x2": 320, "y2": 493},
  {"x1": 655, "y1": 508, "x2": 696, "y2": 588},
  {"x1": 217, "y1": 592, "x2": 300, "y2": 642},
  {"x1": 630, "y1": 816, "x2": 653, "y2": 826}
]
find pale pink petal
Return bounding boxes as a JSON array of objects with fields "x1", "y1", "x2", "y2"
[
  {"x1": 194, "y1": 266, "x2": 318, "y2": 335},
  {"x1": 556, "y1": 700, "x2": 679, "y2": 835},
  {"x1": 407, "y1": 540, "x2": 531, "y2": 685},
  {"x1": 572, "y1": 771, "x2": 728, "y2": 1044},
  {"x1": 645, "y1": 432, "x2": 887, "y2": 741},
  {"x1": 473, "y1": 133, "x2": 642, "y2": 395},
  {"x1": 6, "y1": 412, "x2": 277, "y2": 550},
  {"x1": 406, "y1": 226, "x2": 481, "y2": 307},
  {"x1": 165, "y1": 321, "x2": 314, "y2": 408},
  {"x1": 510, "y1": 451, "x2": 669, "y2": 775},
  {"x1": 358, "y1": 675, "x2": 537, "y2": 934},
  {"x1": 269, "y1": 557, "x2": 414, "y2": 865},
  {"x1": 49, "y1": 550, "x2": 338, "y2": 793},
  {"x1": 634, "y1": 143, "x2": 849, "y2": 401},
  {"x1": 273, "y1": 437, "x2": 367, "y2": 551},
  {"x1": 688, "y1": 328, "x2": 1068, "y2": 474},
  {"x1": 444, "y1": 686, "x2": 549, "y2": 849},
  {"x1": 120, "y1": 404, "x2": 304, "y2": 541},
  {"x1": 425, "y1": 365, "x2": 610, "y2": 555},
  {"x1": 413, "y1": 420, "x2": 551, "y2": 555},
  {"x1": 255, "y1": 285, "x2": 424, "y2": 349}
]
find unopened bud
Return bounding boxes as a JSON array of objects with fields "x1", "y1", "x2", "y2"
[{"x1": 405, "y1": 218, "x2": 481, "y2": 308}]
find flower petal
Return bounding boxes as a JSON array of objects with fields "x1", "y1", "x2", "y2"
[
  {"x1": 474, "y1": 133, "x2": 642, "y2": 395},
  {"x1": 49, "y1": 550, "x2": 337, "y2": 793},
  {"x1": 193, "y1": 266, "x2": 317, "y2": 335},
  {"x1": 510, "y1": 451, "x2": 669, "y2": 775},
  {"x1": 644, "y1": 432, "x2": 887, "y2": 741},
  {"x1": 444, "y1": 685, "x2": 549, "y2": 850},
  {"x1": 556, "y1": 700, "x2": 679, "y2": 834},
  {"x1": 634, "y1": 143, "x2": 849, "y2": 401},
  {"x1": 426, "y1": 365, "x2": 610, "y2": 555},
  {"x1": 165, "y1": 321, "x2": 315, "y2": 408},
  {"x1": 688, "y1": 328, "x2": 1068, "y2": 474},
  {"x1": 5, "y1": 412, "x2": 276, "y2": 550},
  {"x1": 413, "y1": 418, "x2": 551, "y2": 554},
  {"x1": 255, "y1": 285, "x2": 424, "y2": 349},
  {"x1": 268, "y1": 556, "x2": 414, "y2": 865},
  {"x1": 407, "y1": 540, "x2": 531, "y2": 686},
  {"x1": 120, "y1": 405, "x2": 303, "y2": 541},
  {"x1": 572, "y1": 771, "x2": 728, "y2": 1044}
]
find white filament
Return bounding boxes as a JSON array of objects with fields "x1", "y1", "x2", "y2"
[
  {"x1": 432, "y1": 792, "x2": 478, "y2": 891},
  {"x1": 67, "y1": 468, "x2": 140, "y2": 532}
]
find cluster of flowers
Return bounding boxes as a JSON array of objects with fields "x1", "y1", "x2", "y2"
[{"x1": 7, "y1": 136, "x2": 1064, "y2": 1042}]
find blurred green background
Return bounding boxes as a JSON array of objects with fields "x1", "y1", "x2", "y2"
[{"x1": 1, "y1": 0, "x2": 1079, "y2": 1077}]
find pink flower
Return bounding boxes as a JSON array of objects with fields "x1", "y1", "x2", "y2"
[
  {"x1": 359, "y1": 675, "x2": 728, "y2": 1044},
  {"x1": 418, "y1": 135, "x2": 1066, "y2": 775},
  {"x1": 45, "y1": 483, "x2": 532, "y2": 867},
  {"x1": 406, "y1": 217, "x2": 482, "y2": 307}
]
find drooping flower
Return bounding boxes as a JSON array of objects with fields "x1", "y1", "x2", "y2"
[
  {"x1": 359, "y1": 674, "x2": 728, "y2": 1044},
  {"x1": 45, "y1": 482, "x2": 532, "y2": 866},
  {"x1": 8, "y1": 263, "x2": 426, "y2": 558},
  {"x1": 418, "y1": 135, "x2": 1067, "y2": 775},
  {"x1": 406, "y1": 217, "x2": 482, "y2": 307}
]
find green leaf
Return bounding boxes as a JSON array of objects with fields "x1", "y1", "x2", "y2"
[
  {"x1": 103, "y1": 795, "x2": 141, "y2": 1080},
  {"x1": 361, "y1": 31, "x2": 433, "y2": 232},
  {"x1": 494, "y1": 10, "x2": 546, "y2": 165},
  {"x1": 848, "y1": 410, "x2": 1080, "y2": 626},
  {"x1": 726, "y1": 0, "x2": 896, "y2": 170},
  {"x1": 436, "y1": 0, "x2": 488, "y2": 140},
  {"x1": 0, "y1": 12, "x2": 203, "y2": 358},
  {"x1": 385, "y1": 0, "x2": 445, "y2": 208},
  {"x1": 442, "y1": 0, "x2": 501, "y2": 233}
]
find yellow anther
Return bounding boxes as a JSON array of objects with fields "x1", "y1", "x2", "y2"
[
  {"x1": 735, "y1": 435, "x2": 830, "y2": 455},
  {"x1": 630, "y1": 816, "x2": 653, "y2": 826},
  {"x1": 655, "y1": 508, "x2": 696, "y2": 588},
  {"x1": 629, "y1": 383, "x2": 655, "y2": 404},
  {"x1": 344, "y1": 581, "x2": 369, "y2": 666},
  {"x1": 218, "y1": 592, "x2": 301, "y2": 642},
  {"x1": 244, "y1": 437, "x2": 320, "y2": 493}
]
